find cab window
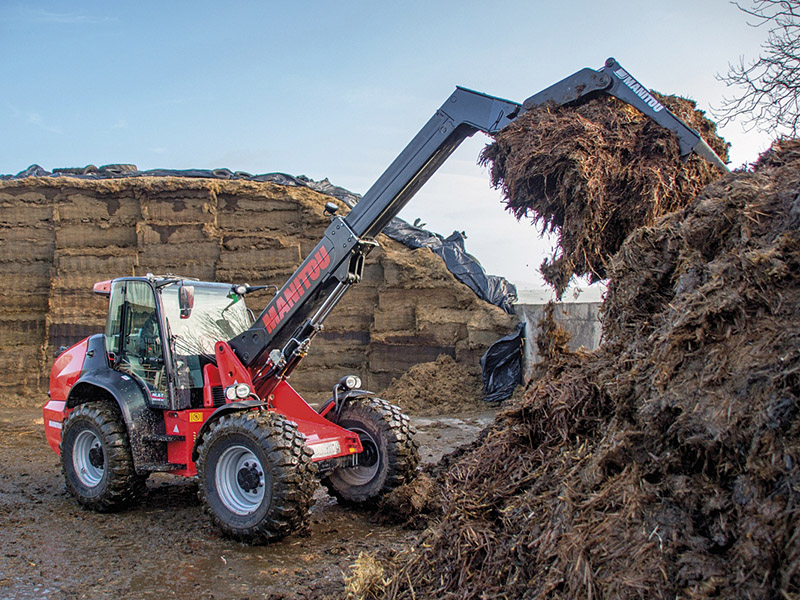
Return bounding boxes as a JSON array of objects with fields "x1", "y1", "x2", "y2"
[{"x1": 105, "y1": 280, "x2": 167, "y2": 398}]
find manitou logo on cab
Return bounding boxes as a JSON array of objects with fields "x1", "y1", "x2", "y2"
[{"x1": 262, "y1": 244, "x2": 332, "y2": 333}]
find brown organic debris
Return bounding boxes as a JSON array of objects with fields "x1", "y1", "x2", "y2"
[
  {"x1": 344, "y1": 552, "x2": 387, "y2": 600},
  {"x1": 534, "y1": 301, "x2": 572, "y2": 361},
  {"x1": 377, "y1": 472, "x2": 439, "y2": 527},
  {"x1": 379, "y1": 354, "x2": 484, "y2": 416},
  {"x1": 377, "y1": 140, "x2": 800, "y2": 599},
  {"x1": 480, "y1": 93, "x2": 729, "y2": 296}
]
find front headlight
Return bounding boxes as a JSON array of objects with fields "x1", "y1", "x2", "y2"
[
  {"x1": 225, "y1": 382, "x2": 252, "y2": 401},
  {"x1": 341, "y1": 375, "x2": 362, "y2": 390}
]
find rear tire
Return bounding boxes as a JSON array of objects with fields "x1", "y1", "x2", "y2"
[
  {"x1": 196, "y1": 411, "x2": 317, "y2": 543},
  {"x1": 322, "y1": 397, "x2": 419, "y2": 505},
  {"x1": 60, "y1": 402, "x2": 146, "y2": 511}
]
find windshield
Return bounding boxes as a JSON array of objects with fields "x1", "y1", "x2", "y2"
[{"x1": 161, "y1": 282, "x2": 252, "y2": 356}]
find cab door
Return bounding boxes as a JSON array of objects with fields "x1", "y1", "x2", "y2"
[{"x1": 105, "y1": 280, "x2": 174, "y2": 409}]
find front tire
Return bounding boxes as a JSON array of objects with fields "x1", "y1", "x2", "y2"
[
  {"x1": 60, "y1": 402, "x2": 146, "y2": 511},
  {"x1": 196, "y1": 411, "x2": 317, "y2": 543},
  {"x1": 322, "y1": 397, "x2": 419, "y2": 505}
]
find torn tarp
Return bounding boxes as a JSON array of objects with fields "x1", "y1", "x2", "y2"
[
  {"x1": 383, "y1": 220, "x2": 517, "y2": 313},
  {"x1": 480, "y1": 322, "x2": 525, "y2": 404}
]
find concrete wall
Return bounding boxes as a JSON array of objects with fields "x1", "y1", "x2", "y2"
[{"x1": 516, "y1": 302, "x2": 602, "y2": 381}]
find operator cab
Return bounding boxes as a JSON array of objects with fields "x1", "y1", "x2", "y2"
[{"x1": 102, "y1": 276, "x2": 254, "y2": 411}]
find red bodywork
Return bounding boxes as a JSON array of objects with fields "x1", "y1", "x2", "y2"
[
  {"x1": 268, "y1": 380, "x2": 362, "y2": 460},
  {"x1": 165, "y1": 340, "x2": 363, "y2": 477},
  {"x1": 92, "y1": 280, "x2": 112, "y2": 296},
  {"x1": 43, "y1": 336, "x2": 362, "y2": 475},
  {"x1": 163, "y1": 377, "x2": 361, "y2": 477},
  {"x1": 164, "y1": 407, "x2": 217, "y2": 476},
  {"x1": 44, "y1": 338, "x2": 89, "y2": 454}
]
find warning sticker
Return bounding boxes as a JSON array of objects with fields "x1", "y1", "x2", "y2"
[{"x1": 189, "y1": 412, "x2": 204, "y2": 423}]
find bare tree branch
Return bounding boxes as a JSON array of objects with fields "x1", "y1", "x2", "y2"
[{"x1": 714, "y1": 0, "x2": 800, "y2": 136}]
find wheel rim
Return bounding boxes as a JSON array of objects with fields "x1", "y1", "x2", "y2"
[
  {"x1": 72, "y1": 429, "x2": 105, "y2": 487},
  {"x1": 338, "y1": 427, "x2": 381, "y2": 486},
  {"x1": 215, "y1": 445, "x2": 268, "y2": 515}
]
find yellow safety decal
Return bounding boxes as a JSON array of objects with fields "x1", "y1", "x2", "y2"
[{"x1": 189, "y1": 412, "x2": 204, "y2": 423}]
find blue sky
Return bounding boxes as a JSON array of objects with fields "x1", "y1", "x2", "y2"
[{"x1": 1, "y1": 1, "x2": 776, "y2": 292}]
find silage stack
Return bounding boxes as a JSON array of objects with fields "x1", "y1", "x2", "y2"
[
  {"x1": 48, "y1": 181, "x2": 140, "y2": 368},
  {"x1": 0, "y1": 175, "x2": 516, "y2": 407},
  {"x1": 0, "y1": 186, "x2": 55, "y2": 402},
  {"x1": 214, "y1": 180, "x2": 386, "y2": 395},
  {"x1": 137, "y1": 180, "x2": 220, "y2": 281}
]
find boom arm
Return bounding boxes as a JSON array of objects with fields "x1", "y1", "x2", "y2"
[
  {"x1": 524, "y1": 58, "x2": 727, "y2": 170},
  {"x1": 229, "y1": 57, "x2": 728, "y2": 380}
]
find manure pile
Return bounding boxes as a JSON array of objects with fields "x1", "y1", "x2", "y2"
[
  {"x1": 481, "y1": 94, "x2": 729, "y2": 295},
  {"x1": 377, "y1": 354, "x2": 484, "y2": 416},
  {"x1": 0, "y1": 177, "x2": 515, "y2": 407},
  {"x1": 367, "y1": 141, "x2": 799, "y2": 598}
]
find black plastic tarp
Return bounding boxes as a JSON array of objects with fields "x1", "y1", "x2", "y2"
[
  {"x1": 5, "y1": 164, "x2": 517, "y2": 313},
  {"x1": 480, "y1": 322, "x2": 525, "y2": 404},
  {"x1": 383, "y1": 220, "x2": 517, "y2": 313}
]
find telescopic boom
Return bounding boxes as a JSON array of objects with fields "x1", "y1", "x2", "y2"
[{"x1": 229, "y1": 57, "x2": 728, "y2": 379}]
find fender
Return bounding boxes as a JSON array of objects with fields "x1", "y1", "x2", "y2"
[
  {"x1": 318, "y1": 388, "x2": 375, "y2": 422},
  {"x1": 65, "y1": 334, "x2": 168, "y2": 470},
  {"x1": 191, "y1": 399, "x2": 268, "y2": 462}
]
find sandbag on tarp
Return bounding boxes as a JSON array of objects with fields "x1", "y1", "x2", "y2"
[
  {"x1": 4, "y1": 164, "x2": 49, "y2": 179},
  {"x1": 5, "y1": 164, "x2": 517, "y2": 313},
  {"x1": 480, "y1": 322, "x2": 525, "y2": 404}
]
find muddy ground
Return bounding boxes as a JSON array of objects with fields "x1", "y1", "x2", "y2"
[{"x1": 0, "y1": 406, "x2": 494, "y2": 600}]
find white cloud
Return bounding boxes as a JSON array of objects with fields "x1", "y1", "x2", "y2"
[
  {"x1": 30, "y1": 10, "x2": 117, "y2": 25},
  {"x1": 7, "y1": 103, "x2": 63, "y2": 134}
]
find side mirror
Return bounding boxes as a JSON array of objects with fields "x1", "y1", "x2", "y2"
[{"x1": 179, "y1": 285, "x2": 195, "y2": 319}]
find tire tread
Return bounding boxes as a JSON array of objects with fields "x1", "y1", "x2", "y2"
[
  {"x1": 195, "y1": 410, "x2": 316, "y2": 543},
  {"x1": 60, "y1": 402, "x2": 146, "y2": 512},
  {"x1": 322, "y1": 397, "x2": 419, "y2": 505}
]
